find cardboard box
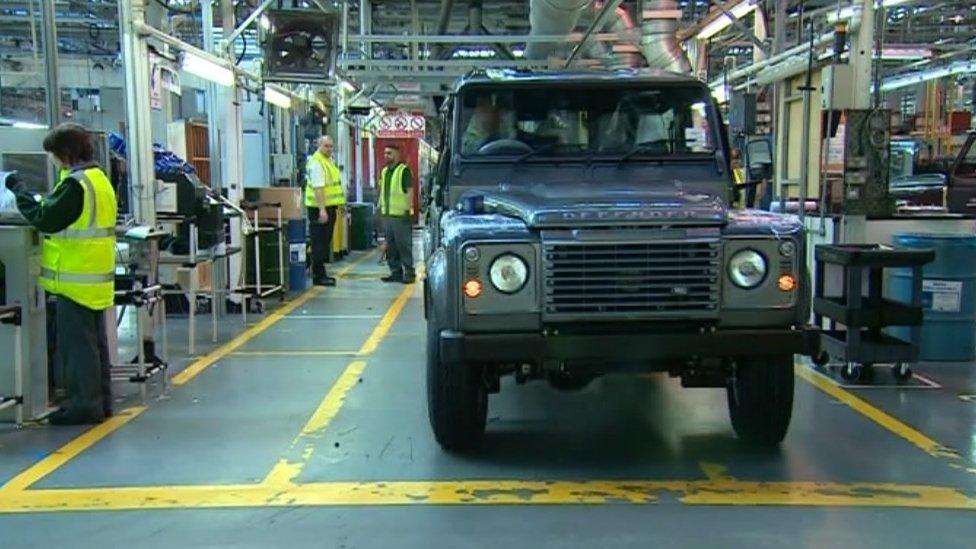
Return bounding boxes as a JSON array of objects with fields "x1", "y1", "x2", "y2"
[{"x1": 255, "y1": 187, "x2": 304, "y2": 220}]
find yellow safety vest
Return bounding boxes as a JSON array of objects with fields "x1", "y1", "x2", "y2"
[
  {"x1": 379, "y1": 163, "x2": 410, "y2": 217},
  {"x1": 40, "y1": 165, "x2": 118, "y2": 311},
  {"x1": 304, "y1": 151, "x2": 345, "y2": 207}
]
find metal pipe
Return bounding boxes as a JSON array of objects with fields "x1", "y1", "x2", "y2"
[
  {"x1": 225, "y1": 0, "x2": 276, "y2": 53},
  {"x1": 641, "y1": 0, "x2": 690, "y2": 72},
  {"x1": 565, "y1": 0, "x2": 623, "y2": 67},
  {"x1": 525, "y1": 0, "x2": 592, "y2": 59},
  {"x1": 797, "y1": 20, "x2": 817, "y2": 224},
  {"x1": 346, "y1": 32, "x2": 634, "y2": 43},
  {"x1": 39, "y1": 0, "x2": 60, "y2": 126}
]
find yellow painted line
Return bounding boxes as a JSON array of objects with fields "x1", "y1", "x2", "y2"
[
  {"x1": 263, "y1": 280, "x2": 419, "y2": 485},
  {"x1": 0, "y1": 406, "x2": 146, "y2": 493},
  {"x1": 172, "y1": 250, "x2": 376, "y2": 386},
  {"x1": 796, "y1": 365, "x2": 959, "y2": 459},
  {"x1": 170, "y1": 287, "x2": 324, "y2": 385},
  {"x1": 230, "y1": 350, "x2": 361, "y2": 357},
  {"x1": 358, "y1": 278, "x2": 418, "y2": 356},
  {"x1": 335, "y1": 249, "x2": 378, "y2": 278},
  {"x1": 3, "y1": 479, "x2": 976, "y2": 513}
]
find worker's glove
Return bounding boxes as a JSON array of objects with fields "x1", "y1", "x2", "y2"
[{"x1": 2, "y1": 171, "x2": 24, "y2": 193}]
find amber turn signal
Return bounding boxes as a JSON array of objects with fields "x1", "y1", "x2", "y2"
[
  {"x1": 463, "y1": 278, "x2": 483, "y2": 298},
  {"x1": 778, "y1": 274, "x2": 797, "y2": 292}
]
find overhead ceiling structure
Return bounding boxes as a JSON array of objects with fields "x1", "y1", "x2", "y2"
[{"x1": 0, "y1": 1, "x2": 973, "y2": 115}]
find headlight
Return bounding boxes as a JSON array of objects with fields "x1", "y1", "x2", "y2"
[
  {"x1": 728, "y1": 249, "x2": 767, "y2": 289},
  {"x1": 489, "y1": 254, "x2": 529, "y2": 293}
]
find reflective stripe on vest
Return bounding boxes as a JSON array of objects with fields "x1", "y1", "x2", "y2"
[
  {"x1": 379, "y1": 164, "x2": 410, "y2": 217},
  {"x1": 304, "y1": 152, "x2": 346, "y2": 207},
  {"x1": 40, "y1": 166, "x2": 117, "y2": 310}
]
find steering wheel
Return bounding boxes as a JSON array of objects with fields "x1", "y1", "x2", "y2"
[{"x1": 477, "y1": 139, "x2": 533, "y2": 155}]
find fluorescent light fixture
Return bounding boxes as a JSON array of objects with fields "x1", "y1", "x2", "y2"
[
  {"x1": 880, "y1": 47, "x2": 932, "y2": 60},
  {"x1": 181, "y1": 51, "x2": 234, "y2": 87},
  {"x1": 13, "y1": 121, "x2": 47, "y2": 129},
  {"x1": 881, "y1": 60, "x2": 976, "y2": 91},
  {"x1": 264, "y1": 85, "x2": 292, "y2": 109},
  {"x1": 697, "y1": 1, "x2": 757, "y2": 40}
]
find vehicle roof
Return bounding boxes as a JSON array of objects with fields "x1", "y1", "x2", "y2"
[{"x1": 453, "y1": 68, "x2": 706, "y2": 92}]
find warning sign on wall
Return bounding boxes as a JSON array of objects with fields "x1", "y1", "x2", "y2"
[{"x1": 377, "y1": 113, "x2": 425, "y2": 138}]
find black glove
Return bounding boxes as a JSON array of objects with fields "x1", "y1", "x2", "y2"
[{"x1": 2, "y1": 171, "x2": 24, "y2": 193}]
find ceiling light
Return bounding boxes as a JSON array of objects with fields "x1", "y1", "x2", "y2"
[
  {"x1": 881, "y1": 60, "x2": 976, "y2": 91},
  {"x1": 880, "y1": 47, "x2": 932, "y2": 60},
  {"x1": 697, "y1": 1, "x2": 757, "y2": 40},
  {"x1": 181, "y1": 51, "x2": 234, "y2": 87},
  {"x1": 264, "y1": 85, "x2": 292, "y2": 109},
  {"x1": 0, "y1": 118, "x2": 47, "y2": 129}
]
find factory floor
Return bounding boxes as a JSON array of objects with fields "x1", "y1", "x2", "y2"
[{"x1": 3, "y1": 243, "x2": 976, "y2": 548}]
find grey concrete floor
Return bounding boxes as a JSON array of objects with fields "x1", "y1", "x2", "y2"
[{"x1": 3, "y1": 247, "x2": 976, "y2": 548}]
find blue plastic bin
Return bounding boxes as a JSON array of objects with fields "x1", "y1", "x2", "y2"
[{"x1": 890, "y1": 233, "x2": 976, "y2": 361}]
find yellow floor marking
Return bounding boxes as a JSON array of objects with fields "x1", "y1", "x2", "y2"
[
  {"x1": 172, "y1": 250, "x2": 376, "y2": 386},
  {"x1": 170, "y1": 287, "x2": 324, "y2": 385},
  {"x1": 229, "y1": 350, "x2": 361, "y2": 357},
  {"x1": 700, "y1": 463, "x2": 735, "y2": 483},
  {"x1": 263, "y1": 280, "x2": 419, "y2": 485},
  {"x1": 0, "y1": 406, "x2": 146, "y2": 493},
  {"x1": 3, "y1": 479, "x2": 976, "y2": 513},
  {"x1": 795, "y1": 364, "x2": 960, "y2": 460}
]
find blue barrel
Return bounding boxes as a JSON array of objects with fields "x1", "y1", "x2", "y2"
[
  {"x1": 287, "y1": 219, "x2": 307, "y2": 292},
  {"x1": 890, "y1": 233, "x2": 976, "y2": 361}
]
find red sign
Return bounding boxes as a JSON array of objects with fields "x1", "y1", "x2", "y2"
[{"x1": 377, "y1": 113, "x2": 425, "y2": 138}]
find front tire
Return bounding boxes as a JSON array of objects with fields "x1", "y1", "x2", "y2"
[
  {"x1": 426, "y1": 321, "x2": 487, "y2": 452},
  {"x1": 727, "y1": 356, "x2": 794, "y2": 446}
]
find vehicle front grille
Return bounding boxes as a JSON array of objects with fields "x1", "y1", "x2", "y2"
[{"x1": 543, "y1": 239, "x2": 721, "y2": 321}]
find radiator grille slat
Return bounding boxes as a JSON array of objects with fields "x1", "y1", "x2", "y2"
[{"x1": 543, "y1": 239, "x2": 721, "y2": 320}]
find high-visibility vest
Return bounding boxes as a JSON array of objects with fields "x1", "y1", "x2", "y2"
[
  {"x1": 378, "y1": 163, "x2": 411, "y2": 217},
  {"x1": 304, "y1": 151, "x2": 345, "y2": 207},
  {"x1": 40, "y1": 165, "x2": 117, "y2": 311}
]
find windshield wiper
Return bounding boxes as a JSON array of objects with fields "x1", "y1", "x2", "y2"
[
  {"x1": 613, "y1": 140, "x2": 676, "y2": 167},
  {"x1": 513, "y1": 142, "x2": 584, "y2": 165}
]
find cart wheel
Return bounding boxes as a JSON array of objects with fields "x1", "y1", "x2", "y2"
[
  {"x1": 840, "y1": 363, "x2": 873, "y2": 383},
  {"x1": 892, "y1": 363, "x2": 913, "y2": 383},
  {"x1": 840, "y1": 363, "x2": 861, "y2": 382}
]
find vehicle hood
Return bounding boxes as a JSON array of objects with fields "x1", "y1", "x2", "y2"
[{"x1": 464, "y1": 182, "x2": 727, "y2": 228}]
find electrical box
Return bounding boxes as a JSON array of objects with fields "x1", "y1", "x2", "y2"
[
  {"x1": 821, "y1": 65, "x2": 855, "y2": 111},
  {"x1": 824, "y1": 109, "x2": 894, "y2": 216}
]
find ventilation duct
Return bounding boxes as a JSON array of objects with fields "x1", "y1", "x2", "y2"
[
  {"x1": 524, "y1": 0, "x2": 592, "y2": 60},
  {"x1": 640, "y1": 0, "x2": 691, "y2": 73}
]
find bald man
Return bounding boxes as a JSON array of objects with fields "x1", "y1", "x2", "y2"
[{"x1": 304, "y1": 135, "x2": 346, "y2": 286}]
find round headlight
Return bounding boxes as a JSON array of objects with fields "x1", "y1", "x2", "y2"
[
  {"x1": 728, "y1": 249, "x2": 768, "y2": 289},
  {"x1": 489, "y1": 254, "x2": 529, "y2": 293}
]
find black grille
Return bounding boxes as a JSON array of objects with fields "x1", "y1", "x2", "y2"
[{"x1": 543, "y1": 239, "x2": 721, "y2": 320}]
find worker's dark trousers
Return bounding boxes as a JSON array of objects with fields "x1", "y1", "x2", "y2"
[
  {"x1": 53, "y1": 296, "x2": 112, "y2": 423},
  {"x1": 383, "y1": 215, "x2": 414, "y2": 279},
  {"x1": 307, "y1": 206, "x2": 338, "y2": 281}
]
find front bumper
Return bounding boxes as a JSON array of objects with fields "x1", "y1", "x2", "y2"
[{"x1": 440, "y1": 327, "x2": 819, "y2": 364}]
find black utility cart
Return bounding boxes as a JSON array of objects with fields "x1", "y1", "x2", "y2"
[{"x1": 813, "y1": 243, "x2": 935, "y2": 383}]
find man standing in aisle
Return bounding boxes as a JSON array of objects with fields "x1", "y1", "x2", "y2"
[
  {"x1": 5, "y1": 123, "x2": 117, "y2": 424},
  {"x1": 378, "y1": 144, "x2": 415, "y2": 284},
  {"x1": 305, "y1": 135, "x2": 346, "y2": 286}
]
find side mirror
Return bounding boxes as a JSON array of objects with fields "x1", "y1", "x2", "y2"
[{"x1": 745, "y1": 138, "x2": 773, "y2": 179}]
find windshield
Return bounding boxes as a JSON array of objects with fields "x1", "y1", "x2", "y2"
[{"x1": 457, "y1": 84, "x2": 717, "y2": 158}]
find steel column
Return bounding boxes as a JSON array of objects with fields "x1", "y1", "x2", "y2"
[{"x1": 39, "y1": 0, "x2": 60, "y2": 126}]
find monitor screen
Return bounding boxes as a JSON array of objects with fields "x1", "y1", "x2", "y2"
[{"x1": 0, "y1": 152, "x2": 54, "y2": 193}]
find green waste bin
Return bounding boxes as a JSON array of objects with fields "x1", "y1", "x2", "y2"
[{"x1": 349, "y1": 203, "x2": 374, "y2": 250}]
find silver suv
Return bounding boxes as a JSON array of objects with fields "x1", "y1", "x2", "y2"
[{"x1": 422, "y1": 69, "x2": 814, "y2": 452}]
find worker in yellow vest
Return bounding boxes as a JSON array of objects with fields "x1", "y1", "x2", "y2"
[
  {"x1": 378, "y1": 143, "x2": 415, "y2": 284},
  {"x1": 304, "y1": 135, "x2": 346, "y2": 286},
  {"x1": 5, "y1": 123, "x2": 117, "y2": 424}
]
